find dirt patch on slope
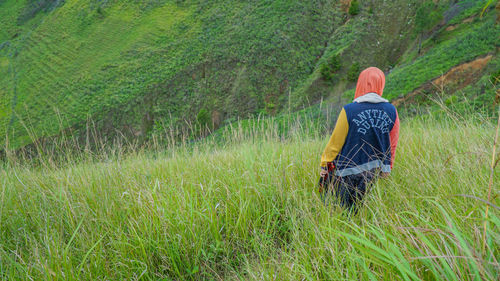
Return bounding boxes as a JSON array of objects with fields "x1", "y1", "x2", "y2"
[
  {"x1": 432, "y1": 55, "x2": 492, "y2": 87},
  {"x1": 462, "y1": 16, "x2": 475, "y2": 23},
  {"x1": 340, "y1": 0, "x2": 353, "y2": 13},
  {"x1": 445, "y1": 15, "x2": 476, "y2": 31},
  {"x1": 392, "y1": 54, "x2": 493, "y2": 107},
  {"x1": 445, "y1": 25, "x2": 457, "y2": 31}
]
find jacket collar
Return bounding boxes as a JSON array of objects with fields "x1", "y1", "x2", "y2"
[{"x1": 353, "y1": 92, "x2": 388, "y2": 103}]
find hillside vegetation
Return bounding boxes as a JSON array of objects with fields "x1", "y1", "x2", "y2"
[
  {"x1": 0, "y1": 113, "x2": 499, "y2": 280},
  {"x1": 0, "y1": 1, "x2": 498, "y2": 280},
  {"x1": 0, "y1": 0, "x2": 498, "y2": 150},
  {"x1": 0, "y1": 0, "x2": 342, "y2": 148}
]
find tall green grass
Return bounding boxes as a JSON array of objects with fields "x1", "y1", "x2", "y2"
[{"x1": 0, "y1": 113, "x2": 498, "y2": 280}]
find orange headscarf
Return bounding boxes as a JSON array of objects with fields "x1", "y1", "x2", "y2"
[{"x1": 354, "y1": 67, "x2": 386, "y2": 99}]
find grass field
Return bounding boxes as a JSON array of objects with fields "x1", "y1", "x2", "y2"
[{"x1": 0, "y1": 111, "x2": 498, "y2": 280}]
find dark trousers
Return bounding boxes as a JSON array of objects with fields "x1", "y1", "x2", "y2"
[{"x1": 320, "y1": 171, "x2": 375, "y2": 213}]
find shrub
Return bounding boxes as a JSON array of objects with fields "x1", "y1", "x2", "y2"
[
  {"x1": 415, "y1": 1, "x2": 443, "y2": 35},
  {"x1": 348, "y1": 0, "x2": 360, "y2": 16},
  {"x1": 347, "y1": 62, "x2": 361, "y2": 82},
  {"x1": 320, "y1": 54, "x2": 341, "y2": 82},
  {"x1": 197, "y1": 108, "x2": 210, "y2": 127}
]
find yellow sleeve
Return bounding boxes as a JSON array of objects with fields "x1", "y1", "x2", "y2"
[{"x1": 320, "y1": 108, "x2": 349, "y2": 167}]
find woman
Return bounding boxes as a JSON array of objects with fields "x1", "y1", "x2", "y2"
[{"x1": 319, "y1": 67, "x2": 400, "y2": 212}]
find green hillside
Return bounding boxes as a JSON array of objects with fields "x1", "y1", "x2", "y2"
[
  {"x1": 0, "y1": 0, "x2": 499, "y2": 150},
  {"x1": 0, "y1": 0, "x2": 341, "y2": 148},
  {"x1": 0, "y1": 1, "x2": 499, "y2": 279}
]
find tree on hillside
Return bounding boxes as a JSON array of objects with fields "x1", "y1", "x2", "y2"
[
  {"x1": 349, "y1": 0, "x2": 360, "y2": 16},
  {"x1": 320, "y1": 54, "x2": 341, "y2": 82},
  {"x1": 415, "y1": 1, "x2": 443, "y2": 54},
  {"x1": 347, "y1": 62, "x2": 361, "y2": 82}
]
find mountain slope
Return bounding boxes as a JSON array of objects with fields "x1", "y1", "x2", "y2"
[
  {"x1": 1, "y1": 0, "x2": 346, "y2": 148},
  {"x1": 0, "y1": 0, "x2": 498, "y2": 150}
]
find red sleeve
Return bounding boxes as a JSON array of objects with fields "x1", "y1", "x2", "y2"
[{"x1": 389, "y1": 110, "x2": 400, "y2": 169}]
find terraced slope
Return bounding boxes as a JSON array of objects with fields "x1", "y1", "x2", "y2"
[
  {"x1": 1, "y1": 0, "x2": 202, "y2": 147},
  {"x1": 0, "y1": 0, "x2": 498, "y2": 150},
  {"x1": 1, "y1": 0, "x2": 346, "y2": 148}
]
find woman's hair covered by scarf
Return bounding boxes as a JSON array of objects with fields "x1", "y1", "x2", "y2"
[{"x1": 354, "y1": 67, "x2": 386, "y2": 99}]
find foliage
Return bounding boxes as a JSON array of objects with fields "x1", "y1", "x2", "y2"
[
  {"x1": 384, "y1": 14, "x2": 498, "y2": 100},
  {"x1": 490, "y1": 68, "x2": 500, "y2": 85},
  {"x1": 17, "y1": 0, "x2": 65, "y2": 24},
  {"x1": 480, "y1": 0, "x2": 496, "y2": 18},
  {"x1": 0, "y1": 0, "x2": 498, "y2": 152},
  {"x1": 292, "y1": 0, "x2": 443, "y2": 109},
  {"x1": 444, "y1": 94, "x2": 458, "y2": 106},
  {"x1": 347, "y1": 62, "x2": 361, "y2": 82},
  {"x1": 348, "y1": 0, "x2": 360, "y2": 16},
  {"x1": 0, "y1": 114, "x2": 498, "y2": 280},
  {"x1": 446, "y1": 0, "x2": 484, "y2": 25},
  {"x1": 320, "y1": 54, "x2": 341, "y2": 82},
  {"x1": 196, "y1": 108, "x2": 210, "y2": 127},
  {"x1": 0, "y1": 0, "x2": 341, "y2": 149},
  {"x1": 415, "y1": 1, "x2": 443, "y2": 35}
]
